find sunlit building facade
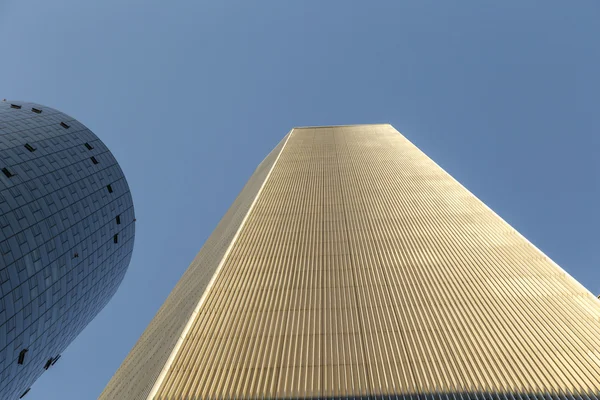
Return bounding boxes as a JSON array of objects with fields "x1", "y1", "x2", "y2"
[
  {"x1": 102, "y1": 124, "x2": 600, "y2": 400},
  {"x1": 0, "y1": 101, "x2": 135, "y2": 399}
]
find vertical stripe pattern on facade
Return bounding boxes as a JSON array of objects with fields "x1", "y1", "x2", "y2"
[
  {"x1": 113, "y1": 124, "x2": 600, "y2": 400},
  {"x1": 100, "y1": 134, "x2": 290, "y2": 400}
]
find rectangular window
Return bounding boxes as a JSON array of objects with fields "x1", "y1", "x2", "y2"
[
  {"x1": 84, "y1": 142, "x2": 94, "y2": 150},
  {"x1": 18, "y1": 349, "x2": 28, "y2": 364},
  {"x1": 107, "y1": 184, "x2": 113, "y2": 193},
  {"x1": 113, "y1": 234, "x2": 119, "y2": 244},
  {"x1": 2, "y1": 167, "x2": 13, "y2": 178},
  {"x1": 10, "y1": 104, "x2": 21, "y2": 109},
  {"x1": 19, "y1": 388, "x2": 30, "y2": 398},
  {"x1": 51, "y1": 354, "x2": 61, "y2": 365},
  {"x1": 116, "y1": 215, "x2": 121, "y2": 225},
  {"x1": 24, "y1": 143, "x2": 36, "y2": 152},
  {"x1": 44, "y1": 358, "x2": 52, "y2": 370},
  {"x1": 31, "y1": 107, "x2": 42, "y2": 114},
  {"x1": 60, "y1": 122, "x2": 70, "y2": 129},
  {"x1": 90, "y1": 156, "x2": 99, "y2": 165}
]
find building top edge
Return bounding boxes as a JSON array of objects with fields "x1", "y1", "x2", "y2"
[{"x1": 292, "y1": 123, "x2": 392, "y2": 130}]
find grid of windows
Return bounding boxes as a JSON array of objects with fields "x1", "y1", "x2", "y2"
[{"x1": 0, "y1": 101, "x2": 136, "y2": 399}]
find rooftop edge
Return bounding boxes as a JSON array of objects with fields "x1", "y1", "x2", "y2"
[{"x1": 292, "y1": 123, "x2": 392, "y2": 129}]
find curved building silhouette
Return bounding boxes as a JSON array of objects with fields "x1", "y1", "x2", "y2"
[{"x1": 0, "y1": 101, "x2": 135, "y2": 399}]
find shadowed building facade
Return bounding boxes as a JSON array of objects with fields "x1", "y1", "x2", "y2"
[
  {"x1": 102, "y1": 124, "x2": 600, "y2": 400},
  {"x1": 0, "y1": 101, "x2": 135, "y2": 399}
]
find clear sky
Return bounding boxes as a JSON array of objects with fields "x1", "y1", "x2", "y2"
[{"x1": 1, "y1": 1, "x2": 599, "y2": 399}]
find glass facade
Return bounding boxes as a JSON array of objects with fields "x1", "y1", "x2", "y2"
[
  {"x1": 0, "y1": 101, "x2": 135, "y2": 399},
  {"x1": 102, "y1": 125, "x2": 600, "y2": 400}
]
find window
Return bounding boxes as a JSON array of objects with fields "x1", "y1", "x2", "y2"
[
  {"x1": 60, "y1": 122, "x2": 70, "y2": 129},
  {"x1": 31, "y1": 107, "x2": 42, "y2": 114},
  {"x1": 18, "y1": 349, "x2": 28, "y2": 364},
  {"x1": 84, "y1": 142, "x2": 94, "y2": 150},
  {"x1": 2, "y1": 167, "x2": 14, "y2": 178},
  {"x1": 113, "y1": 234, "x2": 119, "y2": 244},
  {"x1": 19, "y1": 388, "x2": 30, "y2": 398},
  {"x1": 24, "y1": 143, "x2": 36, "y2": 152},
  {"x1": 44, "y1": 358, "x2": 52, "y2": 370},
  {"x1": 116, "y1": 215, "x2": 121, "y2": 225},
  {"x1": 107, "y1": 184, "x2": 113, "y2": 193},
  {"x1": 90, "y1": 156, "x2": 99, "y2": 165},
  {"x1": 51, "y1": 355, "x2": 61, "y2": 365},
  {"x1": 10, "y1": 104, "x2": 21, "y2": 109}
]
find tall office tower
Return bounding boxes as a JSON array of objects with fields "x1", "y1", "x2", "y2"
[
  {"x1": 0, "y1": 101, "x2": 135, "y2": 399},
  {"x1": 102, "y1": 124, "x2": 600, "y2": 400}
]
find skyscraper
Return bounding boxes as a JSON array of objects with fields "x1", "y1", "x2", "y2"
[
  {"x1": 102, "y1": 124, "x2": 600, "y2": 400},
  {"x1": 0, "y1": 101, "x2": 135, "y2": 399}
]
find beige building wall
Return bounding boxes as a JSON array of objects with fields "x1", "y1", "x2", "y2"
[{"x1": 101, "y1": 125, "x2": 600, "y2": 400}]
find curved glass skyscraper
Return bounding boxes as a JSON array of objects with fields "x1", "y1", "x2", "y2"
[{"x1": 0, "y1": 101, "x2": 135, "y2": 399}]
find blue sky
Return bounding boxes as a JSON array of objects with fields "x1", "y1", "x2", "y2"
[{"x1": 1, "y1": 1, "x2": 599, "y2": 398}]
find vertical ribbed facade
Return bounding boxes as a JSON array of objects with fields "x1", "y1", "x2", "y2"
[
  {"x1": 103, "y1": 124, "x2": 600, "y2": 400},
  {"x1": 100, "y1": 133, "x2": 290, "y2": 400},
  {"x1": 0, "y1": 101, "x2": 135, "y2": 399}
]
